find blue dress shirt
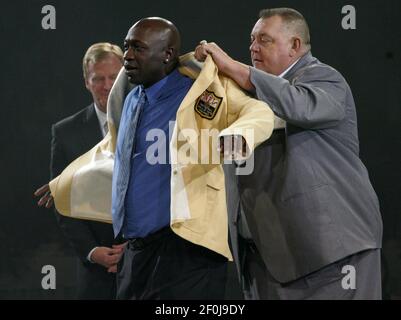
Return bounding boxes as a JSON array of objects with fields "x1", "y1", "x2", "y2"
[{"x1": 112, "y1": 69, "x2": 193, "y2": 238}]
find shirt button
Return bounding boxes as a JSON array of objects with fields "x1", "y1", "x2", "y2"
[{"x1": 173, "y1": 170, "x2": 178, "y2": 175}]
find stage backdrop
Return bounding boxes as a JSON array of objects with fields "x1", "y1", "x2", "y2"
[{"x1": 0, "y1": 0, "x2": 400, "y2": 299}]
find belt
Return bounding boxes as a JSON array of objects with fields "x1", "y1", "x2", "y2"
[
  {"x1": 265, "y1": 128, "x2": 285, "y2": 145},
  {"x1": 127, "y1": 227, "x2": 172, "y2": 250}
]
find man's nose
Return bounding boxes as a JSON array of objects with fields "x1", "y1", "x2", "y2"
[
  {"x1": 105, "y1": 78, "x2": 114, "y2": 90},
  {"x1": 124, "y1": 47, "x2": 134, "y2": 60},
  {"x1": 249, "y1": 40, "x2": 259, "y2": 53}
]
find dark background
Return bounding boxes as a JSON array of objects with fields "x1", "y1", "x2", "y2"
[{"x1": 0, "y1": 0, "x2": 400, "y2": 299}]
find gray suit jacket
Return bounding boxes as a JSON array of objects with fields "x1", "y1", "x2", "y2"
[{"x1": 226, "y1": 52, "x2": 382, "y2": 283}]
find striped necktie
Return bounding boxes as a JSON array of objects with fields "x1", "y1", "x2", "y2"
[{"x1": 103, "y1": 121, "x2": 109, "y2": 136}]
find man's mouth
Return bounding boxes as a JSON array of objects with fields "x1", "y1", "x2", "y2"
[{"x1": 124, "y1": 65, "x2": 138, "y2": 74}]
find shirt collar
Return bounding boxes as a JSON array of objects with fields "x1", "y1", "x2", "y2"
[
  {"x1": 278, "y1": 58, "x2": 301, "y2": 78},
  {"x1": 143, "y1": 69, "x2": 181, "y2": 104},
  {"x1": 94, "y1": 103, "x2": 107, "y2": 124}
]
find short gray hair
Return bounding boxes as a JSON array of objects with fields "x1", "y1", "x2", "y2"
[{"x1": 259, "y1": 8, "x2": 311, "y2": 50}]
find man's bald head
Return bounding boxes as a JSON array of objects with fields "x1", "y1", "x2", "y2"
[
  {"x1": 123, "y1": 17, "x2": 181, "y2": 86},
  {"x1": 132, "y1": 17, "x2": 181, "y2": 57}
]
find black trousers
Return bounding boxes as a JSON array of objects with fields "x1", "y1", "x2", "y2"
[
  {"x1": 116, "y1": 228, "x2": 227, "y2": 300},
  {"x1": 76, "y1": 260, "x2": 116, "y2": 300}
]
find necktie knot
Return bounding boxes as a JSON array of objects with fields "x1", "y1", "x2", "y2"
[
  {"x1": 103, "y1": 121, "x2": 109, "y2": 136},
  {"x1": 137, "y1": 87, "x2": 147, "y2": 107}
]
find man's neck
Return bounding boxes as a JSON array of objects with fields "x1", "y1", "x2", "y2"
[
  {"x1": 94, "y1": 102, "x2": 107, "y2": 114},
  {"x1": 144, "y1": 68, "x2": 179, "y2": 103},
  {"x1": 278, "y1": 59, "x2": 299, "y2": 78},
  {"x1": 143, "y1": 62, "x2": 178, "y2": 88}
]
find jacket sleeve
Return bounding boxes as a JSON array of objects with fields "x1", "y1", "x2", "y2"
[
  {"x1": 250, "y1": 65, "x2": 347, "y2": 129},
  {"x1": 50, "y1": 124, "x2": 99, "y2": 263},
  {"x1": 219, "y1": 77, "x2": 274, "y2": 155}
]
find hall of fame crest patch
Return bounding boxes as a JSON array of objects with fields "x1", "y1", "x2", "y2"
[{"x1": 194, "y1": 90, "x2": 223, "y2": 120}]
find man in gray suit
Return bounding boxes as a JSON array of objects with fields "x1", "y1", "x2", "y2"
[{"x1": 195, "y1": 8, "x2": 383, "y2": 299}]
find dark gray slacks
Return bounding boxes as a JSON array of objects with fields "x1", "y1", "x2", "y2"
[{"x1": 242, "y1": 245, "x2": 382, "y2": 300}]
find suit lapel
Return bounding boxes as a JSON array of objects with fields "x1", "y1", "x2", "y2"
[{"x1": 81, "y1": 104, "x2": 103, "y2": 150}]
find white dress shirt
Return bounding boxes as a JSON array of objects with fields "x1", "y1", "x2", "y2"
[
  {"x1": 94, "y1": 103, "x2": 108, "y2": 137},
  {"x1": 278, "y1": 58, "x2": 300, "y2": 78}
]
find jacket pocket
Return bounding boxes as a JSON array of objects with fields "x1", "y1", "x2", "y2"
[
  {"x1": 205, "y1": 165, "x2": 224, "y2": 190},
  {"x1": 205, "y1": 166, "x2": 224, "y2": 222}
]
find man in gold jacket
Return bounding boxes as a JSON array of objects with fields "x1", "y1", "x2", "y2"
[{"x1": 43, "y1": 17, "x2": 274, "y2": 299}]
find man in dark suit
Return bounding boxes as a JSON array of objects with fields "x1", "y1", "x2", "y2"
[
  {"x1": 195, "y1": 8, "x2": 383, "y2": 299},
  {"x1": 47, "y1": 43, "x2": 124, "y2": 299}
]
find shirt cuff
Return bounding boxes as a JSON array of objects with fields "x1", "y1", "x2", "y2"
[{"x1": 87, "y1": 247, "x2": 98, "y2": 263}]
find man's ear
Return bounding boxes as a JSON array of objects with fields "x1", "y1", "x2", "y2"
[
  {"x1": 84, "y1": 78, "x2": 90, "y2": 90},
  {"x1": 289, "y1": 37, "x2": 302, "y2": 57},
  {"x1": 164, "y1": 47, "x2": 174, "y2": 64}
]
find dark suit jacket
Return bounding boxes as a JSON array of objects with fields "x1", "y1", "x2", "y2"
[
  {"x1": 226, "y1": 52, "x2": 383, "y2": 283},
  {"x1": 51, "y1": 104, "x2": 116, "y2": 299}
]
